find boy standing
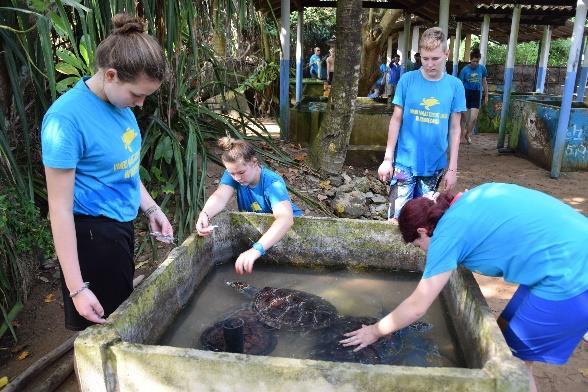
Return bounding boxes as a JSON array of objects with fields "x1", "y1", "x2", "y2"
[
  {"x1": 458, "y1": 48, "x2": 489, "y2": 144},
  {"x1": 378, "y1": 27, "x2": 466, "y2": 224},
  {"x1": 309, "y1": 47, "x2": 322, "y2": 79}
]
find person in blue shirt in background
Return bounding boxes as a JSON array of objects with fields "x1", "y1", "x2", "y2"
[
  {"x1": 458, "y1": 48, "x2": 489, "y2": 144},
  {"x1": 196, "y1": 137, "x2": 302, "y2": 275},
  {"x1": 309, "y1": 47, "x2": 322, "y2": 79},
  {"x1": 42, "y1": 14, "x2": 173, "y2": 330},
  {"x1": 342, "y1": 182, "x2": 588, "y2": 392},
  {"x1": 388, "y1": 53, "x2": 401, "y2": 100},
  {"x1": 377, "y1": 27, "x2": 466, "y2": 225}
]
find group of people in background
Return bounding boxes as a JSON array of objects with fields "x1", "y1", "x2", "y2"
[
  {"x1": 308, "y1": 45, "x2": 335, "y2": 85},
  {"x1": 41, "y1": 13, "x2": 586, "y2": 392}
]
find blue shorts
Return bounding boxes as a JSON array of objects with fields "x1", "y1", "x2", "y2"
[
  {"x1": 388, "y1": 164, "x2": 444, "y2": 219},
  {"x1": 500, "y1": 285, "x2": 588, "y2": 365}
]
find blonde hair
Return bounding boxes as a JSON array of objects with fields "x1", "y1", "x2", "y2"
[
  {"x1": 218, "y1": 137, "x2": 257, "y2": 163},
  {"x1": 419, "y1": 27, "x2": 448, "y2": 52},
  {"x1": 95, "y1": 14, "x2": 168, "y2": 82}
]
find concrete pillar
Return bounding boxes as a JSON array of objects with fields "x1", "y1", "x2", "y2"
[
  {"x1": 279, "y1": 0, "x2": 290, "y2": 139},
  {"x1": 535, "y1": 25, "x2": 552, "y2": 93},
  {"x1": 577, "y1": 39, "x2": 588, "y2": 101},
  {"x1": 295, "y1": 10, "x2": 303, "y2": 104},
  {"x1": 439, "y1": 0, "x2": 450, "y2": 37},
  {"x1": 401, "y1": 12, "x2": 411, "y2": 74},
  {"x1": 480, "y1": 15, "x2": 490, "y2": 66},
  {"x1": 452, "y1": 22, "x2": 462, "y2": 76},
  {"x1": 411, "y1": 26, "x2": 420, "y2": 59},
  {"x1": 551, "y1": 0, "x2": 587, "y2": 178},
  {"x1": 497, "y1": 6, "x2": 521, "y2": 149},
  {"x1": 387, "y1": 34, "x2": 393, "y2": 64},
  {"x1": 463, "y1": 34, "x2": 471, "y2": 61},
  {"x1": 449, "y1": 35, "x2": 455, "y2": 61}
]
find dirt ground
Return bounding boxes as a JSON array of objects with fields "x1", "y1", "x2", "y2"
[{"x1": 0, "y1": 133, "x2": 586, "y2": 391}]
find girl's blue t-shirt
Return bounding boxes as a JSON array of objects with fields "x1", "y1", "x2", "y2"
[
  {"x1": 392, "y1": 70, "x2": 466, "y2": 176},
  {"x1": 41, "y1": 78, "x2": 141, "y2": 222},
  {"x1": 220, "y1": 167, "x2": 302, "y2": 216},
  {"x1": 423, "y1": 183, "x2": 588, "y2": 301},
  {"x1": 458, "y1": 64, "x2": 487, "y2": 91}
]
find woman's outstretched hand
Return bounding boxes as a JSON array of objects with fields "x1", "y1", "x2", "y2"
[{"x1": 339, "y1": 323, "x2": 383, "y2": 352}]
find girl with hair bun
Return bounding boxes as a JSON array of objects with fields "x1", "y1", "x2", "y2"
[
  {"x1": 197, "y1": 136, "x2": 302, "y2": 275},
  {"x1": 341, "y1": 183, "x2": 588, "y2": 392},
  {"x1": 42, "y1": 14, "x2": 172, "y2": 330}
]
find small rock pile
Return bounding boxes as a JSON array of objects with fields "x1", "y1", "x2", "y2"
[{"x1": 307, "y1": 171, "x2": 390, "y2": 220}]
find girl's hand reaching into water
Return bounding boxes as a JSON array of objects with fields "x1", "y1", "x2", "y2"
[
  {"x1": 234, "y1": 248, "x2": 262, "y2": 275},
  {"x1": 339, "y1": 323, "x2": 383, "y2": 352}
]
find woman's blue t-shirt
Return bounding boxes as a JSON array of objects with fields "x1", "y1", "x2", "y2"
[
  {"x1": 41, "y1": 78, "x2": 141, "y2": 222},
  {"x1": 424, "y1": 183, "x2": 588, "y2": 300},
  {"x1": 220, "y1": 167, "x2": 302, "y2": 216}
]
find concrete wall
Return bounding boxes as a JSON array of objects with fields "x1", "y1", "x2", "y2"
[
  {"x1": 514, "y1": 99, "x2": 588, "y2": 171},
  {"x1": 75, "y1": 213, "x2": 528, "y2": 392}
]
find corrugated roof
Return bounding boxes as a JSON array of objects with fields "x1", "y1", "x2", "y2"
[{"x1": 256, "y1": 1, "x2": 582, "y2": 43}]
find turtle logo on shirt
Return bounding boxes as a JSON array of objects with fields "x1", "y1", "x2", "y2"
[
  {"x1": 420, "y1": 97, "x2": 440, "y2": 110},
  {"x1": 122, "y1": 128, "x2": 137, "y2": 152},
  {"x1": 251, "y1": 202, "x2": 262, "y2": 212}
]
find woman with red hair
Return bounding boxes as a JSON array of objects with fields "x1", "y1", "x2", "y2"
[{"x1": 341, "y1": 183, "x2": 588, "y2": 392}]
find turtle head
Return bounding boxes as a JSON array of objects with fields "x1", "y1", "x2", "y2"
[
  {"x1": 226, "y1": 281, "x2": 249, "y2": 292},
  {"x1": 226, "y1": 281, "x2": 258, "y2": 298}
]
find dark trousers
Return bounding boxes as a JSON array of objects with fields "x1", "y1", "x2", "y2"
[{"x1": 60, "y1": 215, "x2": 134, "y2": 331}]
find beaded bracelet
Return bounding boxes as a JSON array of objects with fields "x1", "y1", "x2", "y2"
[
  {"x1": 201, "y1": 211, "x2": 210, "y2": 221},
  {"x1": 70, "y1": 282, "x2": 90, "y2": 298},
  {"x1": 143, "y1": 205, "x2": 160, "y2": 218}
]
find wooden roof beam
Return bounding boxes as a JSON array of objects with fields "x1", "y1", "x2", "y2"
[
  {"x1": 301, "y1": 0, "x2": 408, "y2": 9},
  {"x1": 457, "y1": 15, "x2": 568, "y2": 25},
  {"x1": 473, "y1": 0, "x2": 575, "y2": 5},
  {"x1": 473, "y1": 8, "x2": 575, "y2": 17}
]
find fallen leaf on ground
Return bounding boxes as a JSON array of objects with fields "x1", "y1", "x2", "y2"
[
  {"x1": 16, "y1": 351, "x2": 29, "y2": 360},
  {"x1": 319, "y1": 180, "x2": 331, "y2": 190},
  {"x1": 294, "y1": 153, "x2": 306, "y2": 161},
  {"x1": 0, "y1": 376, "x2": 8, "y2": 388},
  {"x1": 317, "y1": 194, "x2": 328, "y2": 201},
  {"x1": 38, "y1": 276, "x2": 49, "y2": 283},
  {"x1": 135, "y1": 261, "x2": 150, "y2": 270},
  {"x1": 579, "y1": 368, "x2": 588, "y2": 378},
  {"x1": 44, "y1": 293, "x2": 55, "y2": 303}
]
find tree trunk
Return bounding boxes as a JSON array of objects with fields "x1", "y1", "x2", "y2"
[
  {"x1": 358, "y1": 10, "x2": 402, "y2": 95},
  {"x1": 308, "y1": 0, "x2": 362, "y2": 175}
]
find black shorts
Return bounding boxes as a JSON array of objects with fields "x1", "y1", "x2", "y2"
[
  {"x1": 465, "y1": 88, "x2": 482, "y2": 109},
  {"x1": 327, "y1": 72, "x2": 334, "y2": 85},
  {"x1": 60, "y1": 215, "x2": 135, "y2": 331}
]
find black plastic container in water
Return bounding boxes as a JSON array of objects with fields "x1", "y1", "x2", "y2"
[{"x1": 223, "y1": 317, "x2": 244, "y2": 353}]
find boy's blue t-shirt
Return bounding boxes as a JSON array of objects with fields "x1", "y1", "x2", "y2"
[
  {"x1": 309, "y1": 54, "x2": 321, "y2": 73},
  {"x1": 423, "y1": 183, "x2": 588, "y2": 301},
  {"x1": 41, "y1": 78, "x2": 142, "y2": 222},
  {"x1": 392, "y1": 70, "x2": 466, "y2": 176},
  {"x1": 220, "y1": 167, "x2": 303, "y2": 216},
  {"x1": 458, "y1": 64, "x2": 487, "y2": 91},
  {"x1": 389, "y1": 63, "x2": 401, "y2": 85}
]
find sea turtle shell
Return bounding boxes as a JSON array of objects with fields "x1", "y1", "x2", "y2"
[
  {"x1": 310, "y1": 316, "x2": 440, "y2": 366},
  {"x1": 310, "y1": 316, "x2": 382, "y2": 364},
  {"x1": 199, "y1": 309, "x2": 277, "y2": 355},
  {"x1": 251, "y1": 286, "x2": 339, "y2": 332}
]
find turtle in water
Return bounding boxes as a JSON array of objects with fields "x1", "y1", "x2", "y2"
[
  {"x1": 310, "y1": 316, "x2": 441, "y2": 366},
  {"x1": 309, "y1": 316, "x2": 383, "y2": 364},
  {"x1": 199, "y1": 308, "x2": 277, "y2": 355},
  {"x1": 226, "y1": 281, "x2": 339, "y2": 332}
]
